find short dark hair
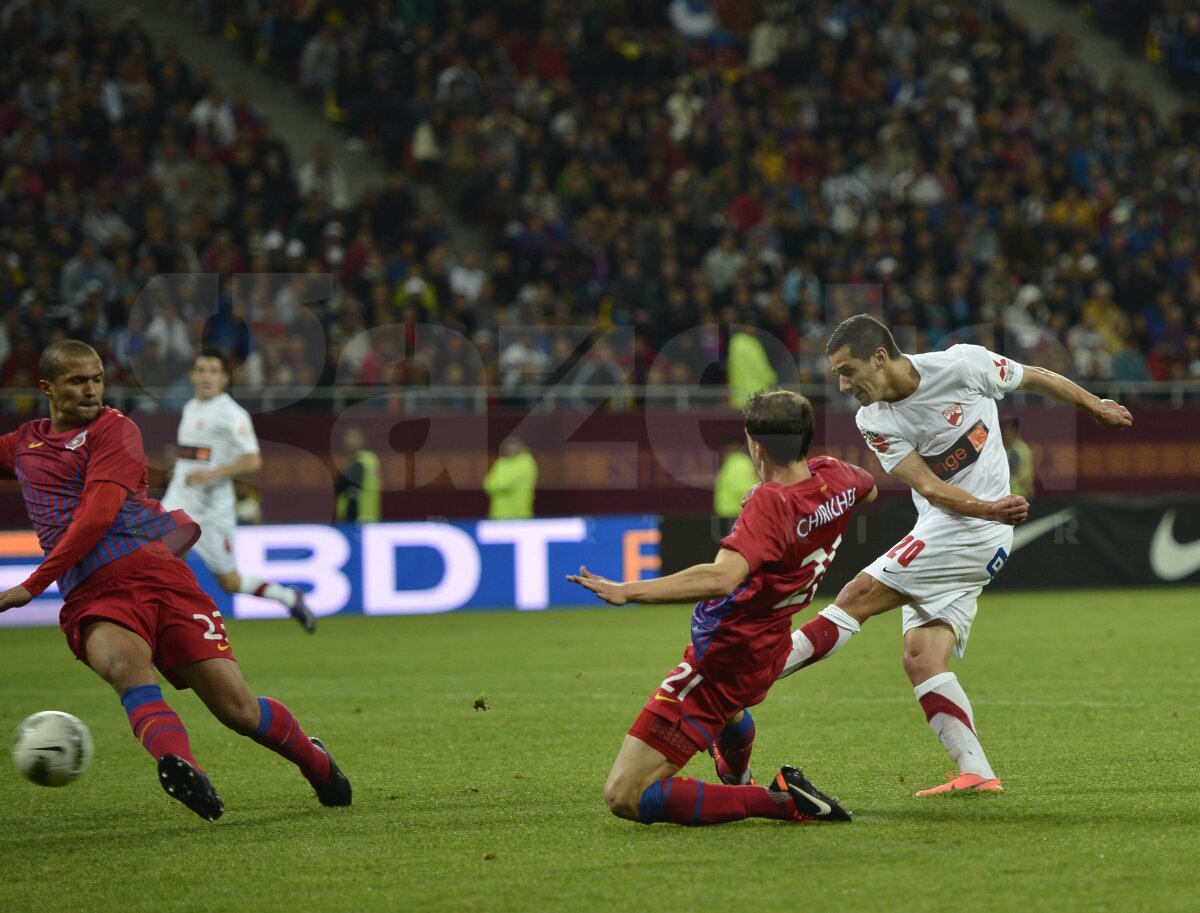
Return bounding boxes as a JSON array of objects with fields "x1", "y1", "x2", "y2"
[
  {"x1": 826, "y1": 314, "x2": 901, "y2": 361},
  {"x1": 195, "y1": 347, "x2": 233, "y2": 375},
  {"x1": 743, "y1": 389, "x2": 815, "y2": 465},
  {"x1": 39, "y1": 339, "x2": 100, "y2": 381}
]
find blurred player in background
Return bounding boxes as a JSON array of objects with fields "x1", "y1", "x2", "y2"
[
  {"x1": 780, "y1": 314, "x2": 1132, "y2": 796},
  {"x1": 569, "y1": 390, "x2": 877, "y2": 826},
  {"x1": 162, "y1": 349, "x2": 316, "y2": 632},
  {"x1": 0, "y1": 340, "x2": 350, "y2": 820}
]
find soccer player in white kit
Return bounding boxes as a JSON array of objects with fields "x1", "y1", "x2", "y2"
[
  {"x1": 779, "y1": 315, "x2": 1132, "y2": 795},
  {"x1": 163, "y1": 350, "x2": 316, "y2": 633}
]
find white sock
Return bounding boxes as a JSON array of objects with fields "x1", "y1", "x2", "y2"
[
  {"x1": 779, "y1": 605, "x2": 861, "y2": 679},
  {"x1": 914, "y1": 672, "x2": 996, "y2": 779},
  {"x1": 239, "y1": 576, "x2": 297, "y2": 608}
]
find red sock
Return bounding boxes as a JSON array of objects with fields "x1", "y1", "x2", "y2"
[
  {"x1": 714, "y1": 710, "x2": 756, "y2": 782},
  {"x1": 793, "y1": 615, "x2": 849, "y2": 669},
  {"x1": 251, "y1": 697, "x2": 331, "y2": 784},
  {"x1": 121, "y1": 684, "x2": 201, "y2": 770},
  {"x1": 638, "y1": 776, "x2": 795, "y2": 825}
]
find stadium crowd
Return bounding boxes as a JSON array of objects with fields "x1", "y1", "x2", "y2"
[
  {"x1": 3, "y1": 0, "x2": 1200, "y2": 417},
  {"x1": 1065, "y1": 0, "x2": 1200, "y2": 91}
]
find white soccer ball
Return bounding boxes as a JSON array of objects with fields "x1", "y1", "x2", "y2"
[{"x1": 12, "y1": 711, "x2": 94, "y2": 787}]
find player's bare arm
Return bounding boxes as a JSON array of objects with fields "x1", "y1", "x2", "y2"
[
  {"x1": 0, "y1": 585, "x2": 33, "y2": 613},
  {"x1": 185, "y1": 452, "x2": 263, "y2": 486},
  {"x1": 1018, "y1": 366, "x2": 1133, "y2": 429},
  {"x1": 569, "y1": 548, "x2": 751, "y2": 606},
  {"x1": 889, "y1": 452, "x2": 1028, "y2": 525}
]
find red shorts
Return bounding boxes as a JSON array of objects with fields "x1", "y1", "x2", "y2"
[
  {"x1": 59, "y1": 542, "x2": 237, "y2": 690},
  {"x1": 628, "y1": 644, "x2": 777, "y2": 768}
]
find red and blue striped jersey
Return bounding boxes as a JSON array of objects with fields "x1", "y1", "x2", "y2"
[
  {"x1": 0, "y1": 407, "x2": 195, "y2": 597},
  {"x1": 690, "y1": 456, "x2": 876, "y2": 671}
]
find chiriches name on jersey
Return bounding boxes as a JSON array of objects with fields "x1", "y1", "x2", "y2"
[{"x1": 795, "y1": 489, "x2": 859, "y2": 538}]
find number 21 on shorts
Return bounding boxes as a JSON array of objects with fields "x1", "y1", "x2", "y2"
[{"x1": 658, "y1": 662, "x2": 703, "y2": 702}]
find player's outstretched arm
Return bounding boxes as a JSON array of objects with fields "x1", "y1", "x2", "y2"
[
  {"x1": 568, "y1": 548, "x2": 751, "y2": 606},
  {"x1": 889, "y1": 452, "x2": 1028, "y2": 525},
  {"x1": 0, "y1": 585, "x2": 33, "y2": 613},
  {"x1": 1018, "y1": 365, "x2": 1133, "y2": 429},
  {"x1": 185, "y1": 452, "x2": 263, "y2": 486}
]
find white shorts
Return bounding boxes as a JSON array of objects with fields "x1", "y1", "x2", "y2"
[
  {"x1": 864, "y1": 515, "x2": 1013, "y2": 658},
  {"x1": 187, "y1": 510, "x2": 238, "y2": 576}
]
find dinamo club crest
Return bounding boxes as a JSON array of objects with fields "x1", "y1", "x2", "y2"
[{"x1": 941, "y1": 404, "x2": 964, "y2": 427}]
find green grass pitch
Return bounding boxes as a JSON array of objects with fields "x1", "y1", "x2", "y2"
[{"x1": 1, "y1": 588, "x2": 1197, "y2": 913}]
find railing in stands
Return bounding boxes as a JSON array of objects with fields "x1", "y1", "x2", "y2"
[{"x1": 2, "y1": 380, "x2": 1198, "y2": 416}]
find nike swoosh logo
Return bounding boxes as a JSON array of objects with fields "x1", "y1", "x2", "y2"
[
  {"x1": 28, "y1": 441, "x2": 44, "y2": 448},
  {"x1": 1010, "y1": 509, "x2": 1075, "y2": 552},
  {"x1": 217, "y1": 643, "x2": 231, "y2": 651},
  {"x1": 653, "y1": 694, "x2": 678, "y2": 703},
  {"x1": 790, "y1": 785, "x2": 832, "y2": 817},
  {"x1": 1150, "y1": 509, "x2": 1200, "y2": 581}
]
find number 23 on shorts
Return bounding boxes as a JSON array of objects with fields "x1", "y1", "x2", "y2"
[
  {"x1": 193, "y1": 609, "x2": 230, "y2": 648},
  {"x1": 656, "y1": 662, "x2": 703, "y2": 704}
]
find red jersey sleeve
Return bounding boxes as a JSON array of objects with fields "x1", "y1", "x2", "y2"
[
  {"x1": 86, "y1": 413, "x2": 147, "y2": 491},
  {"x1": 0, "y1": 429, "x2": 18, "y2": 470},
  {"x1": 847, "y1": 461, "x2": 877, "y2": 501},
  {"x1": 21, "y1": 480, "x2": 127, "y2": 596},
  {"x1": 720, "y1": 486, "x2": 787, "y2": 573}
]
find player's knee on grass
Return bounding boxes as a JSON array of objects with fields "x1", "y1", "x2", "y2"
[{"x1": 603, "y1": 774, "x2": 646, "y2": 821}]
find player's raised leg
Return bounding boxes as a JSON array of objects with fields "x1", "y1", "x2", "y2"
[
  {"x1": 214, "y1": 569, "x2": 316, "y2": 633},
  {"x1": 780, "y1": 572, "x2": 907, "y2": 677},
  {"x1": 82, "y1": 621, "x2": 224, "y2": 820},
  {"x1": 176, "y1": 656, "x2": 351, "y2": 806},
  {"x1": 709, "y1": 709, "x2": 756, "y2": 785},
  {"x1": 905, "y1": 622, "x2": 1002, "y2": 795}
]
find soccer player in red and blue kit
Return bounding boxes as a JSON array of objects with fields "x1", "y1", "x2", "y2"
[
  {"x1": 568, "y1": 390, "x2": 877, "y2": 826},
  {"x1": 0, "y1": 340, "x2": 350, "y2": 820}
]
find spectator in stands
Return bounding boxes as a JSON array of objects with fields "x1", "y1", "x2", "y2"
[
  {"x1": 726, "y1": 328, "x2": 776, "y2": 409},
  {"x1": 297, "y1": 141, "x2": 349, "y2": 212},
  {"x1": 60, "y1": 239, "x2": 116, "y2": 307},
  {"x1": 299, "y1": 14, "x2": 342, "y2": 97}
]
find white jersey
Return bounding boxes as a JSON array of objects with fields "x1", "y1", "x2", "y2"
[
  {"x1": 163, "y1": 392, "x2": 260, "y2": 521},
  {"x1": 856, "y1": 345, "x2": 1024, "y2": 529}
]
